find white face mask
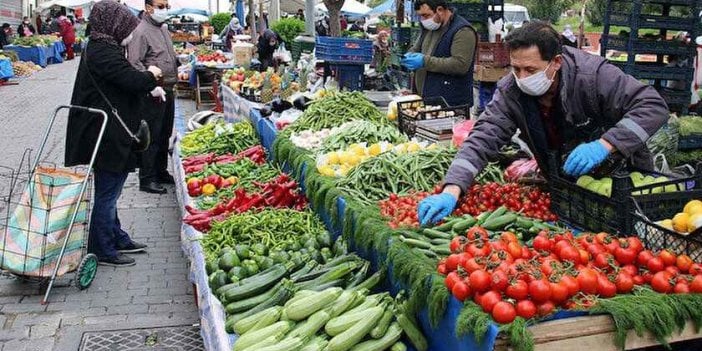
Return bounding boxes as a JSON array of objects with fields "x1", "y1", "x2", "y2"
[
  {"x1": 121, "y1": 33, "x2": 134, "y2": 47},
  {"x1": 513, "y1": 63, "x2": 555, "y2": 96},
  {"x1": 421, "y1": 16, "x2": 440, "y2": 31},
  {"x1": 151, "y1": 8, "x2": 170, "y2": 23}
]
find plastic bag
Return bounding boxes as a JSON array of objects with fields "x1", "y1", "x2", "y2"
[
  {"x1": 452, "y1": 120, "x2": 476, "y2": 147},
  {"x1": 273, "y1": 43, "x2": 292, "y2": 63},
  {"x1": 273, "y1": 109, "x2": 303, "y2": 130},
  {"x1": 505, "y1": 158, "x2": 540, "y2": 182}
]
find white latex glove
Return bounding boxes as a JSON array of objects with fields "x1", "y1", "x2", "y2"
[
  {"x1": 147, "y1": 65, "x2": 163, "y2": 78},
  {"x1": 150, "y1": 86, "x2": 167, "y2": 102}
]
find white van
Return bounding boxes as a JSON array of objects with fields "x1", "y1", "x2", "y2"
[{"x1": 490, "y1": 3, "x2": 530, "y2": 29}]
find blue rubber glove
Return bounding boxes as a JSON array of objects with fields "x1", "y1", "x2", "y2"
[
  {"x1": 417, "y1": 193, "x2": 458, "y2": 226},
  {"x1": 400, "y1": 53, "x2": 425, "y2": 71},
  {"x1": 563, "y1": 140, "x2": 610, "y2": 176}
]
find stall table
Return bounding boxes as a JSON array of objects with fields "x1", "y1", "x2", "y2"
[
  {"x1": 191, "y1": 64, "x2": 235, "y2": 109},
  {"x1": 2, "y1": 45, "x2": 48, "y2": 67}
]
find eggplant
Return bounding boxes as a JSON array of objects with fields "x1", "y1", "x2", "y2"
[
  {"x1": 270, "y1": 98, "x2": 293, "y2": 113},
  {"x1": 292, "y1": 95, "x2": 312, "y2": 111},
  {"x1": 259, "y1": 105, "x2": 273, "y2": 117}
]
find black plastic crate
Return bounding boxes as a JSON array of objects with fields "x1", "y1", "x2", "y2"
[
  {"x1": 610, "y1": 11, "x2": 698, "y2": 31},
  {"x1": 547, "y1": 153, "x2": 702, "y2": 235},
  {"x1": 658, "y1": 87, "x2": 692, "y2": 107},
  {"x1": 450, "y1": 2, "x2": 489, "y2": 22},
  {"x1": 291, "y1": 39, "x2": 315, "y2": 62},
  {"x1": 609, "y1": 61, "x2": 693, "y2": 81},
  {"x1": 632, "y1": 194, "x2": 702, "y2": 261},
  {"x1": 397, "y1": 96, "x2": 469, "y2": 137},
  {"x1": 601, "y1": 34, "x2": 697, "y2": 56},
  {"x1": 679, "y1": 134, "x2": 702, "y2": 150}
]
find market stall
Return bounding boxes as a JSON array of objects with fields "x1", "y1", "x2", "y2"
[{"x1": 3, "y1": 35, "x2": 65, "y2": 67}]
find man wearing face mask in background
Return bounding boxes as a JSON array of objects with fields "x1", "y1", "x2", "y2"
[
  {"x1": 416, "y1": 21, "x2": 670, "y2": 225},
  {"x1": 402, "y1": 0, "x2": 477, "y2": 106},
  {"x1": 127, "y1": 0, "x2": 178, "y2": 194}
]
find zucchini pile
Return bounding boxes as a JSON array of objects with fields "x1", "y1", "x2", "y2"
[{"x1": 230, "y1": 287, "x2": 427, "y2": 351}]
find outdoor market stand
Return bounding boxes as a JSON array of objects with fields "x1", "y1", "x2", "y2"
[{"x1": 2, "y1": 40, "x2": 65, "y2": 67}]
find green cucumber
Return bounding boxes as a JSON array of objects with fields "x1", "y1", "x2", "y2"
[
  {"x1": 399, "y1": 236, "x2": 432, "y2": 249},
  {"x1": 484, "y1": 205, "x2": 508, "y2": 223},
  {"x1": 482, "y1": 213, "x2": 519, "y2": 231},
  {"x1": 475, "y1": 210, "x2": 493, "y2": 225},
  {"x1": 369, "y1": 306, "x2": 394, "y2": 339},
  {"x1": 451, "y1": 216, "x2": 477, "y2": 233},
  {"x1": 351, "y1": 322, "x2": 403, "y2": 351},
  {"x1": 397, "y1": 313, "x2": 428, "y2": 351},
  {"x1": 225, "y1": 280, "x2": 284, "y2": 314},
  {"x1": 422, "y1": 228, "x2": 452, "y2": 240},
  {"x1": 432, "y1": 218, "x2": 462, "y2": 232}
]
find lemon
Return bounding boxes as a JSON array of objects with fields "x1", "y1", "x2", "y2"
[
  {"x1": 338, "y1": 151, "x2": 351, "y2": 165},
  {"x1": 689, "y1": 213, "x2": 702, "y2": 233},
  {"x1": 348, "y1": 154, "x2": 361, "y2": 166},
  {"x1": 426, "y1": 143, "x2": 438, "y2": 150},
  {"x1": 368, "y1": 143, "x2": 382, "y2": 156},
  {"x1": 327, "y1": 152, "x2": 340, "y2": 165},
  {"x1": 406, "y1": 142, "x2": 421, "y2": 153},
  {"x1": 318, "y1": 165, "x2": 336, "y2": 177},
  {"x1": 395, "y1": 144, "x2": 408, "y2": 154},
  {"x1": 684, "y1": 200, "x2": 702, "y2": 216},
  {"x1": 660, "y1": 219, "x2": 674, "y2": 230},
  {"x1": 352, "y1": 146, "x2": 366, "y2": 156},
  {"x1": 672, "y1": 212, "x2": 690, "y2": 233}
]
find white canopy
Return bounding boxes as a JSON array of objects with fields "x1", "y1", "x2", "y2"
[
  {"x1": 37, "y1": 0, "x2": 95, "y2": 11},
  {"x1": 316, "y1": 0, "x2": 371, "y2": 16}
]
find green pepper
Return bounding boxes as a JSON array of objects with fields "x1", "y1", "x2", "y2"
[
  {"x1": 235, "y1": 244, "x2": 252, "y2": 259},
  {"x1": 268, "y1": 250, "x2": 286, "y2": 264},
  {"x1": 205, "y1": 259, "x2": 219, "y2": 275},
  {"x1": 241, "y1": 259, "x2": 259, "y2": 276},
  {"x1": 290, "y1": 252, "x2": 303, "y2": 266},
  {"x1": 218, "y1": 251, "x2": 240, "y2": 272},
  {"x1": 252, "y1": 243, "x2": 268, "y2": 256},
  {"x1": 304, "y1": 238, "x2": 320, "y2": 250},
  {"x1": 218, "y1": 246, "x2": 233, "y2": 257},
  {"x1": 259, "y1": 257, "x2": 275, "y2": 271},
  {"x1": 320, "y1": 247, "x2": 333, "y2": 263},
  {"x1": 316, "y1": 232, "x2": 332, "y2": 248},
  {"x1": 227, "y1": 266, "x2": 247, "y2": 281},
  {"x1": 287, "y1": 241, "x2": 302, "y2": 251},
  {"x1": 208, "y1": 270, "x2": 229, "y2": 290}
]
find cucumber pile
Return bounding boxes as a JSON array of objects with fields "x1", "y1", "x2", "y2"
[{"x1": 230, "y1": 287, "x2": 426, "y2": 351}]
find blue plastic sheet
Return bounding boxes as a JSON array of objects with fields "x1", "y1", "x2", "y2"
[
  {"x1": 48, "y1": 41, "x2": 64, "y2": 64},
  {"x1": 0, "y1": 59, "x2": 13, "y2": 80},
  {"x1": 2, "y1": 45, "x2": 48, "y2": 67}
]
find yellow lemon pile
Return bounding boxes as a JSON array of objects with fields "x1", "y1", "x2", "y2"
[
  {"x1": 317, "y1": 141, "x2": 431, "y2": 177},
  {"x1": 659, "y1": 199, "x2": 702, "y2": 234}
]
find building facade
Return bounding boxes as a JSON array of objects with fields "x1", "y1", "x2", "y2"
[{"x1": 0, "y1": 0, "x2": 23, "y2": 27}]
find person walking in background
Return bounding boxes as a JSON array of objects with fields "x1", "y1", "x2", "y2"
[
  {"x1": 17, "y1": 17, "x2": 36, "y2": 37},
  {"x1": 65, "y1": 0, "x2": 161, "y2": 266},
  {"x1": 127, "y1": 0, "x2": 178, "y2": 195},
  {"x1": 42, "y1": 17, "x2": 52, "y2": 34},
  {"x1": 58, "y1": 15, "x2": 76, "y2": 60},
  {"x1": 296, "y1": 9, "x2": 305, "y2": 21},
  {"x1": 220, "y1": 17, "x2": 244, "y2": 51}
]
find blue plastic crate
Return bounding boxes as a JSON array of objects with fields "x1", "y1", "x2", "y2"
[
  {"x1": 316, "y1": 37, "x2": 373, "y2": 64},
  {"x1": 330, "y1": 63, "x2": 365, "y2": 91}
]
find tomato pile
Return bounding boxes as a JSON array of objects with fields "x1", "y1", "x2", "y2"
[
  {"x1": 379, "y1": 191, "x2": 434, "y2": 228},
  {"x1": 187, "y1": 175, "x2": 238, "y2": 197},
  {"x1": 438, "y1": 230, "x2": 702, "y2": 324},
  {"x1": 454, "y1": 182, "x2": 556, "y2": 222}
]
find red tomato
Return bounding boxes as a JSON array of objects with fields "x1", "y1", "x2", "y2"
[
  {"x1": 665, "y1": 266, "x2": 680, "y2": 276},
  {"x1": 595, "y1": 232, "x2": 611, "y2": 245},
  {"x1": 480, "y1": 291, "x2": 502, "y2": 313},
  {"x1": 625, "y1": 237, "x2": 644, "y2": 253},
  {"x1": 615, "y1": 271, "x2": 634, "y2": 294},
  {"x1": 529, "y1": 279, "x2": 552, "y2": 303},
  {"x1": 491, "y1": 270, "x2": 509, "y2": 292},
  {"x1": 586, "y1": 243, "x2": 607, "y2": 257},
  {"x1": 597, "y1": 274, "x2": 617, "y2": 298},
  {"x1": 550, "y1": 281, "x2": 570, "y2": 304},
  {"x1": 516, "y1": 300, "x2": 537, "y2": 319},
  {"x1": 445, "y1": 271, "x2": 461, "y2": 291},
  {"x1": 507, "y1": 242, "x2": 523, "y2": 260},
  {"x1": 647, "y1": 257, "x2": 665, "y2": 273},
  {"x1": 537, "y1": 301, "x2": 556, "y2": 317},
  {"x1": 621, "y1": 264, "x2": 638, "y2": 277},
  {"x1": 561, "y1": 275, "x2": 580, "y2": 296},
  {"x1": 614, "y1": 246, "x2": 637, "y2": 266},
  {"x1": 466, "y1": 227, "x2": 489, "y2": 242},
  {"x1": 605, "y1": 239, "x2": 620, "y2": 254},
  {"x1": 689, "y1": 263, "x2": 702, "y2": 276},
  {"x1": 500, "y1": 231, "x2": 519, "y2": 243},
  {"x1": 467, "y1": 243, "x2": 491, "y2": 258},
  {"x1": 579, "y1": 249, "x2": 590, "y2": 265},
  {"x1": 540, "y1": 258, "x2": 560, "y2": 276},
  {"x1": 532, "y1": 236, "x2": 553, "y2": 252},
  {"x1": 437, "y1": 264, "x2": 448, "y2": 275},
  {"x1": 492, "y1": 301, "x2": 517, "y2": 324},
  {"x1": 554, "y1": 240, "x2": 572, "y2": 256},
  {"x1": 506, "y1": 280, "x2": 529, "y2": 300},
  {"x1": 651, "y1": 271, "x2": 674, "y2": 294},
  {"x1": 577, "y1": 268, "x2": 599, "y2": 295},
  {"x1": 470, "y1": 269, "x2": 492, "y2": 293},
  {"x1": 445, "y1": 254, "x2": 461, "y2": 272},
  {"x1": 674, "y1": 281, "x2": 690, "y2": 294},
  {"x1": 632, "y1": 275, "x2": 646, "y2": 286},
  {"x1": 594, "y1": 252, "x2": 614, "y2": 270},
  {"x1": 449, "y1": 236, "x2": 467, "y2": 253},
  {"x1": 659, "y1": 250, "x2": 677, "y2": 267},
  {"x1": 452, "y1": 281, "x2": 472, "y2": 301},
  {"x1": 690, "y1": 275, "x2": 702, "y2": 293},
  {"x1": 559, "y1": 245, "x2": 581, "y2": 264},
  {"x1": 637, "y1": 250, "x2": 655, "y2": 267},
  {"x1": 676, "y1": 255, "x2": 693, "y2": 273},
  {"x1": 463, "y1": 258, "x2": 483, "y2": 273}
]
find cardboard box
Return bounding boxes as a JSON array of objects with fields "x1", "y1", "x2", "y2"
[{"x1": 474, "y1": 65, "x2": 510, "y2": 82}]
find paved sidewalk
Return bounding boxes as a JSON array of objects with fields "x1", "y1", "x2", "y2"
[{"x1": 0, "y1": 59, "x2": 200, "y2": 350}]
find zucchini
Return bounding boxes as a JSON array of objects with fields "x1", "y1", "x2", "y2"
[
  {"x1": 294, "y1": 265, "x2": 336, "y2": 283},
  {"x1": 256, "y1": 336, "x2": 304, "y2": 351},
  {"x1": 233, "y1": 321, "x2": 293, "y2": 351},
  {"x1": 316, "y1": 261, "x2": 359, "y2": 283},
  {"x1": 249, "y1": 307, "x2": 282, "y2": 331},
  {"x1": 232, "y1": 306, "x2": 282, "y2": 335},
  {"x1": 284, "y1": 287, "x2": 342, "y2": 321},
  {"x1": 483, "y1": 213, "x2": 518, "y2": 231},
  {"x1": 326, "y1": 305, "x2": 384, "y2": 351},
  {"x1": 225, "y1": 281, "x2": 284, "y2": 314},
  {"x1": 353, "y1": 270, "x2": 383, "y2": 292},
  {"x1": 346, "y1": 262, "x2": 370, "y2": 288},
  {"x1": 345, "y1": 294, "x2": 383, "y2": 314},
  {"x1": 216, "y1": 262, "x2": 289, "y2": 296},
  {"x1": 429, "y1": 237, "x2": 450, "y2": 246},
  {"x1": 322, "y1": 254, "x2": 360, "y2": 268},
  {"x1": 515, "y1": 217, "x2": 535, "y2": 230},
  {"x1": 391, "y1": 342, "x2": 407, "y2": 351},
  {"x1": 284, "y1": 290, "x2": 318, "y2": 309},
  {"x1": 423, "y1": 228, "x2": 452, "y2": 240},
  {"x1": 326, "y1": 305, "x2": 384, "y2": 336},
  {"x1": 484, "y1": 205, "x2": 508, "y2": 223},
  {"x1": 290, "y1": 260, "x2": 318, "y2": 281},
  {"x1": 430, "y1": 245, "x2": 452, "y2": 256},
  {"x1": 369, "y1": 304, "x2": 394, "y2": 339},
  {"x1": 301, "y1": 336, "x2": 329, "y2": 351},
  {"x1": 351, "y1": 322, "x2": 402, "y2": 351},
  {"x1": 222, "y1": 262, "x2": 294, "y2": 302},
  {"x1": 397, "y1": 313, "x2": 428, "y2": 351},
  {"x1": 240, "y1": 335, "x2": 280, "y2": 351},
  {"x1": 286, "y1": 309, "x2": 331, "y2": 339},
  {"x1": 229, "y1": 280, "x2": 294, "y2": 322},
  {"x1": 432, "y1": 218, "x2": 462, "y2": 232},
  {"x1": 417, "y1": 249, "x2": 438, "y2": 258},
  {"x1": 451, "y1": 216, "x2": 477, "y2": 233},
  {"x1": 329, "y1": 290, "x2": 360, "y2": 317}
]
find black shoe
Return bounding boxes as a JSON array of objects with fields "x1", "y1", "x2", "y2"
[
  {"x1": 157, "y1": 173, "x2": 175, "y2": 184},
  {"x1": 139, "y1": 181, "x2": 167, "y2": 194},
  {"x1": 117, "y1": 241, "x2": 148, "y2": 254},
  {"x1": 98, "y1": 254, "x2": 136, "y2": 267}
]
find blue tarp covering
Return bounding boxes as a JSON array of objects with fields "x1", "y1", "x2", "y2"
[
  {"x1": 0, "y1": 59, "x2": 13, "y2": 80},
  {"x1": 3, "y1": 45, "x2": 48, "y2": 67}
]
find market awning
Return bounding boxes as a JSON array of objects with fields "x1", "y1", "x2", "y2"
[
  {"x1": 37, "y1": 0, "x2": 95, "y2": 11},
  {"x1": 367, "y1": 0, "x2": 413, "y2": 16},
  {"x1": 316, "y1": 0, "x2": 371, "y2": 16},
  {"x1": 168, "y1": 8, "x2": 211, "y2": 17}
]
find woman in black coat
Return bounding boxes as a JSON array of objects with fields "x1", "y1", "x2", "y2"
[
  {"x1": 257, "y1": 29, "x2": 282, "y2": 71},
  {"x1": 65, "y1": 0, "x2": 161, "y2": 266}
]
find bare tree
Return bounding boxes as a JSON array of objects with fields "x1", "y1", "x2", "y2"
[{"x1": 323, "y1": 0, "x2": 345, "y2": 36}]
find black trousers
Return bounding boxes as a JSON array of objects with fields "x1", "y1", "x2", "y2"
[{"x1": 139, "y1": 88, "x2": 175, "y2": 184}]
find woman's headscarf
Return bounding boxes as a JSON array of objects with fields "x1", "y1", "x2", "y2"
[
  {"x1": 228, "y1": 17, "x2": 242, "y2": 31},
  {"x1": 88, "y1": 1, "x2": 139, "y2": 45}
]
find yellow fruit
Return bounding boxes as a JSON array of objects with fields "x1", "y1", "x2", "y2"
[
  {"x1": 351, "y1": 145, "x2": 366, "y2": 156},
  {"x1": 348, "y1": 154, "x2": 361, "y2": 166},
  {"x1": 338, "y1": 152, "x2": 352, "y2": 165},
  {"x1": 318, "y1": 165, "x2": 336, "y2": 177},
  {"x1": 426, "y1": 143, "x2": 438, "y2": 150},
  {"x1": 327, "y1": 152, "x2": 340, "y2": 165},
  {"x1": 368, "y1": 143, "x2": 382, "y2": 156},
  {"x1": 689, "y1": 213, "x2": 702, "y2": 233},
  {"x1": 201, "y1": 183, "x2": 217, "y2": 196},
  {"x1": 406, "y1": 142, "x2": 421, "y2": 153},
  {"x1": 672, "y1": 212, "x2": 690, "y2": 233},
  {"x1": 684, "y1": 200, "x2": 702, "y2": 216},
  {"x1": 395, "y1": 144, "x2": 408, "y2": 154},
  {"x1": 660, "y1": 219, "x2": 674, "y2": 230}
]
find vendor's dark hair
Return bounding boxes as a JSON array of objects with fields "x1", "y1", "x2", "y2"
[
  {"x1": 145, "y1": 0, "x2": 154, "y2": 5},
  {"x1": 414, "y1": 0, "x2": 448, "y2": 11},
  {"x1": 505, "y1": 21, "x2": 562, "y2": 61},
  {"x1": 1, "y1": 23, "x2": 10, "y2": 29}
]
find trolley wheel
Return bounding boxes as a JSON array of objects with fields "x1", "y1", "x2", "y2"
[{"x1": 75, "y1": 254, "x2": 98, "y2": 290}]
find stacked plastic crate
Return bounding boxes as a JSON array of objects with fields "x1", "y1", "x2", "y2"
[
  {"x1": 600, "y1": 0, "x2": 702, "y2": 113},
  {"x1": 315, "y1": 37, "x2": 373, "y2": 91}
]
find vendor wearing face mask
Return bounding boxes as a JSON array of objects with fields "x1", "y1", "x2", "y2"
[
  {"x1": 126, "y1": 0, "x2": 178, "y2": 195},
  {"x1": 416, "y1": 21, "x2": 670, "y2": 225},
  {"x1": 402, "y1": 0, "x2": 477, "y2": 106}
]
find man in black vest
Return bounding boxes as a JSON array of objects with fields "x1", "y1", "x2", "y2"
[{"x1": 401, "y1": 0, "x2": 477, "y2": 106}]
